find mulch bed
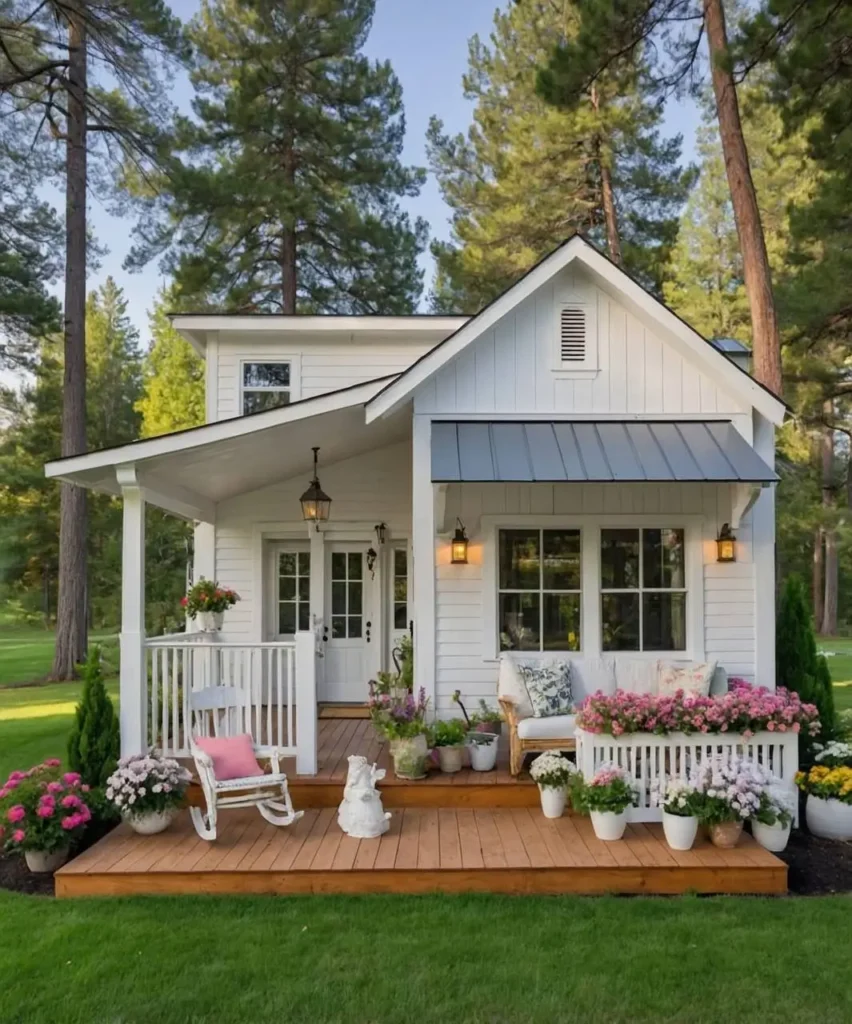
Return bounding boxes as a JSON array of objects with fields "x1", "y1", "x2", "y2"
[{"x1": 0, "y1": 818, "x2": 117, "y2": 898}]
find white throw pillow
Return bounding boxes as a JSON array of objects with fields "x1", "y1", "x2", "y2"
[
  {"x1": 570, "y1": 657, "x2": 617, "y2": 701},
  {"x1": 657, "y1": 660, "x2": 718, "y2": 698},
  {"x1": 615, "y1": 658, "x2": 660, "y2": 695},
  {"x1": 497, "y1": 654, "x2": 533, "y2": 719}
]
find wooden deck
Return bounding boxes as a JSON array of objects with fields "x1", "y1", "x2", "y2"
[{"x1": 56, "y1": 718, "x2": 787, "y2": 897}]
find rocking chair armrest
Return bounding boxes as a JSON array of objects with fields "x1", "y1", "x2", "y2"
[
  {"x1": 191, "y1": 746, "x2": 215, "y2": 771},
  {"x1": 265, "y1": 748, "x2": 284, "y2": 774},
  {"x1": 498, "y1": 696, "x2": 520, "y2": 728}
]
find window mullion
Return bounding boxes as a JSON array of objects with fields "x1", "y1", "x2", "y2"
[{"x1": 539, "y1": 529, "x2": 544, "y2": 652}]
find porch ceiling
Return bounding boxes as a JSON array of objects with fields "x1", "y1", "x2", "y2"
[{"x1": 45, "y1": 379, "x2": 411, "y2": 518}]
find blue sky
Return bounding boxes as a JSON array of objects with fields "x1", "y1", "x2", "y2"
[{"x1": 69, "y1": 0, "x2": 699, "y2": 347}]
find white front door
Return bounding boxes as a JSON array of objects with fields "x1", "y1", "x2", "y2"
[{"x1": 322, "y1": 544, "x2": 376, "y2": 702}]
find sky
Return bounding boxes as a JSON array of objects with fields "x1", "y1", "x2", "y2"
[{"x1": 50, "y1": 0, "x2": 699, "y2": 351}]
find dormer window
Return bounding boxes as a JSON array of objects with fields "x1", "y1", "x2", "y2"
[
  {"x1": 242, "y1": 362, "x2": 291, "y2": 415},
  {"x1": 553, "y1": 301, "x2": 597, "y2": 374}
]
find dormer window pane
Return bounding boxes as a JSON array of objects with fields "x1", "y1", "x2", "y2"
[{"x1": 242, "y1": 361, "x2": 291, "y2": 415}]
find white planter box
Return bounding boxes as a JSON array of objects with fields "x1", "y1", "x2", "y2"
[{"x1": 575, "y1": 728, "x2": 799, "y2": 824}]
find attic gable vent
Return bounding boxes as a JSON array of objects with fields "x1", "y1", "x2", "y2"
[{"x1": 559, "y1": 306, "x2": 586, "y2": 362}]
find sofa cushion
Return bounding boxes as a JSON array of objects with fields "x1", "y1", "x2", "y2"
[
  {"x1": 709, "y1": 665, "x2": 728, "y2": 696},
  {"x1": 497, "y1": 654, "x2": 533, "y2": 719},
  {"x1": 658, "y1": 660, "x2": 717, "y2": 698},
  {"x1": 518, "y1": 659, "x2": 573, "y2": 718},
  {"x1": 570, "y1": 657, "x2": 617, "y2": 701},
  {"x1": 615, "y1": 658, "x2": 660, "y2": 695},
  {"x1": 517, "y1": 714, "x2": 576, "y2": 741}
]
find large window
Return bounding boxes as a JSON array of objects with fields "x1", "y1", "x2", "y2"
[
  {"x1": 242, "y1": 362, "x2": 291, "y2": 415},
  {"x1": 600, "y1": 528, "x2": 686, "y2": 651},
  {"x1": 498, "y1": 529, "x2": 581, "y2": 652},
  {"x1": 278, "y1": 551, "x2": 310, "y2": 635}
]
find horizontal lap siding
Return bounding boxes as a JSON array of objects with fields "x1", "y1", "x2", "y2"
[{"x1": 434, "y1": 481, "x2": 756, "y2": 714}]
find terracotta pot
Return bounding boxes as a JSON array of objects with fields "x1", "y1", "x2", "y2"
[
  {"x1": 590, "y1": 810, "x2": 627, "y2": 841},
  {"x1": 437, "y1": 744, "x2": 465, "y2": 774},
  {"x1": 25, "y1": 847, "x2": 69, "y2": 874},
  {"x1": 124, "y1": 807, "x2": 179, "y2": 835},
  {"x1": 475, "y1": 721, "x2": 503, "y2": 736},
  {"x1": 390, "y1": 735, "x2": 429, "y2": 780},
  {"x1": 662, "y1": 811, "x2": 698, "y2": 851},
  {"x1": 708, "y1": 820, "x2": 744, "y2": 848},
  {"x1": 538, "y1": 785, "x2": 567, "y2": 819},
  {"x1": 752, "y1": 819, "x2": 791, "y2": 853},
  {"x1": 806, "y1": 795, "x2": 852, "y2": 841}
]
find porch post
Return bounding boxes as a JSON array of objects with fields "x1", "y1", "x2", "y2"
[
  {"x1": 295, "y1": 631, "x2": 317, "y2": 775},
  {"x1": 117, "y1": 465, "x2": 147, "y2": 756},
  {"x1": 412, "y1": 415, "x2": 436, "y2": 712},
  {"x1": 753, "y1": 413, "x2": 776, "y2": 689}
]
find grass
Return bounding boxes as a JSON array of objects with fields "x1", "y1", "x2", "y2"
[
  {"x1": 817, "y1": 636, "x2": 852, "y2": 714},
  {"x1": 0, "y1": 891, "x2": 849, "y2": 1024},
  {"x1": 0, "y1": 627, "x2": 118, "y2": 688}
]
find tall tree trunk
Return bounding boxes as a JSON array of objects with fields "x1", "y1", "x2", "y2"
[
  {"x1": 590, "y1": 85, "x2": 623, "y2": 266},
  {"x1": 703, "y1": 0, "x2": 782, "y2": 396},
  {"x1": 51, "y1": 5, "x2": 88, "y2": 680},
  {"x1": 812, "y1": 526, "x2": 824, "y2": 628},
  {"x1": 819, "y1": 411, "x2": 837, "y2": 636},
  {"x1": 281, "y1": 227, "x2": 297, "y2": 314}
]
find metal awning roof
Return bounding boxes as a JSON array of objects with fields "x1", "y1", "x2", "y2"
[{"x1": 431, "y1": 421, "x2": 777, "y2": 484}]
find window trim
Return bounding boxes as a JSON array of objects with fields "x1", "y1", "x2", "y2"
[
  {"x1": 482, "y1": 514, "x2": 705, "y2": 662},
  {"x1": 239, "y1": 355, "x2": 302, "y2": 416}
]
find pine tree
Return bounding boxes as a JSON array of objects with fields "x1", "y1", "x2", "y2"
[
  {"x1": 137, "y1": 292, "x2": 205, "y2": 439},
  {"x1": 427, "y1": 0, "x2": 692, "y2": 312},
  {"x1": 776, "y1": 575, "x2": 818, "y2": 699},
  {"x1": 130, "y1": 0, "x2": 427, "y2": 314},
  {"x1": 67, "y1": 646, "x2": 120, "y2": 787}
]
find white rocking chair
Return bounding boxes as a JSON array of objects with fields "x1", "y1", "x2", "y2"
[{"x1": 188, "y1": 686, "x2": 303, "y2": 842}]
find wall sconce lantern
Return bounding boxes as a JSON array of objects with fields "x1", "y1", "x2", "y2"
[
  {"x1": 451, "y1": 518, "x2": 469, "y2": 564},
  {"x1": 299, "y1": 447, "x2": 332, "y2": 529},
  {"x1": 716, "y1": 523, "x2": 736, "y2": 563},
  {"x1": 374, "y1": 522, "x2": 387, "y2": 545}
]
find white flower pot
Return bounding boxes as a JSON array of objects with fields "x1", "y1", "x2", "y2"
[
  {"x1": 468, "y1": 737, "x2": 499, "y2": 772},
  {"x1": 662, "y1": 811, "x2": 698, "y2": 851},
  {"x1": 390, "y1": 735, "x2": 429, "y2": 780},
  {"x1": 806, "y1": 795, "x2": 852, "y2": 841},
  {"x1": 196, "y1": 610, "x2": 220, "y2": 632},
  {"x1": 437, "y1": 745, "x2": 466, "y2": 774},
  {"x1": 590, "y1": 810, "x2": 627, "y2": 841},
  {"x1": 124, "y1": 808, "x2": 179, "y2": 835},
  {"x1": 25, "y1": 847, "x2": 69, "y2": 874},
  {"x1": 752, "y1": 819, "x2": 791, "y2": 852},
  {"x1": 538, "y1": 785, "x2": 567, "y2": 819}
]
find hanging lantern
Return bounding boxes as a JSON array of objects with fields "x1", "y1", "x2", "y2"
[
  {"x1": 451, "y1": 519, "x2": 469, "y2": 564},
  {"x1": 300, "y1": 447, "x2": 332, "y2": 527},
  {"x1": 716, "y1": 523, "x2": 736, "y2": 563}
]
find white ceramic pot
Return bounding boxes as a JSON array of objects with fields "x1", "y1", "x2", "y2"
[
  {"x1": 590, "y1": 810, "x2": 627, "y2": 841},
  {"x1": 25, "y1": 847, "x2": 69, "y2": 874},
  {"x1": 212, "y1": 611, "x2": 224, "y2": 630},
  {"x1": 538, "y1": 785, "x2": 567, "y2": 819},
  {"x1": 437, "y1": 745, "x2": 466, "y2": 774},
  {"x1": 806, "y1": 795, "x2": 852, "y2": 841},
  {"x1": 752, "y1": 819, "x2": 791, "y2": 852},
  {"x1": 468, "y1": 736, "x2": 499, "y2": 772},
  {"x1": 124, "y1": 807, "x2": 179, "y2": 835},
  {"x1": 662, "y1": 811, "x2": 698, "y2": 851},
  {"x1": 196, "y1": 610, "x2": 216, "y2": 632}
]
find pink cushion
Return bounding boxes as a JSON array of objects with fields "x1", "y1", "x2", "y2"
[{"x1": 194, "y1": 734, "x2": 263, "y2": 781}]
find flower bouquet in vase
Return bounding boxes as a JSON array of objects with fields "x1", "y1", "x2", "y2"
[
  {"x1": 182, "y1": 578, "x2": 240, "y2": 632},
  {"x1": 693, "y1": 756, "x2": 763, "y2": 848},
  {"x1": 752, "y1": 778, "x2": 796, "y2": 852},
  {"x1": 106, "y1": 753, "x2": 193, "y2": 834},
  {"x1": 370, "y1": 689, "x2": 430, "y2": 780},
  {"x1": 651, "y1": 775, "x2": 702, "y2": 851},
  {"x1": 575, "y1": 764, "x2": 636, "y2": 840},
  {"x1": 529, "y1": 752, "x2": 577, "y2": 818},
  {"x1": 796, "y1": 758, "x2": 852, "y2": 841}
]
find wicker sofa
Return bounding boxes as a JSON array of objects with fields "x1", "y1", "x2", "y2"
[{"x1": 497, "y1": 654, "x2": 728, "y2": 776}]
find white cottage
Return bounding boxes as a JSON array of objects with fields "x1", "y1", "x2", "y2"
[{"x1": 45, "y1": 236, "x2": 786, "y2": 775}]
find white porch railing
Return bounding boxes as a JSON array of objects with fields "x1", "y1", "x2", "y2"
[
  {"x1": 143, "y1": 633, "x2": 318, "y2": 774},
  {"x1": 575, "y1": 728, "x2": 799, "y2": 824}
]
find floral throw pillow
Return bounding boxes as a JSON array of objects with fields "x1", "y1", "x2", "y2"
[
  {"x1": 518, "y1": 660, "x2": 573, "y2": 718},
  {"x1": 657, "y1": 660, "x2": 717, "y2": 698}
]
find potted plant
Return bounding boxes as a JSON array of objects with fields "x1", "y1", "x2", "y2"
[
  {"x1": 529, "y1": 752, "x2": 577, "y2": 818},
  {"x1": 370, "y1": 688, "x2": 430, "y2": 780},
  {"x1": 752, "y1": 779, "x2": 796, "y2": 852},
  {"x1": 432, "y1": 719, "x2": 469, "y2": 774},
  {"x1": 0, "y1": 761, "x2": 92, "y2": 873},
  {"x1": 467, "y1": 731, "x2": 499, "y2": 772},
  {"x1": 470, "y1": 700, "x2": 504, "y2": 736},
  {"x1": 651, "y1": 776, "x2": 702, "y2": 851},
  {"x1": 575, "y1": 764, "x2": 635, "y2": 840},
  {"x1": 796, "y1": 763, "x2": 852, "y2": 841},
  {"x1": 105, "y1": 753, "x2": 192, "y2": 834},
  {"x1": 692, "y1": 756, "x2": 763, "y2": 848},
  {"x1": 182, "y1": 578, "x2": 240, "y2": 632}
]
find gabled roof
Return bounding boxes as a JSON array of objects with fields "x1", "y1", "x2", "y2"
[{"x1": 365, "y1": 235, "x2": 786, "y2": 427}]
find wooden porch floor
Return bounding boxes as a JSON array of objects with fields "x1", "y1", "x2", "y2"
[{"x1": 57, "y1": 718, "x2": 787, "y2": 897}]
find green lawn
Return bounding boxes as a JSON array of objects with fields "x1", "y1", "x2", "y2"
[
  {"x1": 817, "y1": 637, "x2": 852, "y2": 713},
  {"x1": 0, "y1": 627, "x2": 118, "y2": 688},
  {"x1": 0, "y1": 891, "x2": 848, "y2": 1024}
]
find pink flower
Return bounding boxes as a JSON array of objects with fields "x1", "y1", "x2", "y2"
[
  {"x1": 36, "y1": 803, "x2": 55, "y2": 819},
  {"x1": 0, "y1": 788, "x2": 9, "y2": 800},
  {"x1": 7, "y1": 805, "x2": 26, "y2": 824},
  {"x1": 11, "y1": 829, "x2": 25, "y2": 843},
  {"x1": 61, "y1": 814, "x2": 82, "y2": 830},
  {"x1": 8, "y1": 771, "x2": 26, "y2": 782},
  {"x1": 62, "y1": 772, "x2": 81, "y2": 786},
  {"x1": 81, "y1": 785, "x2": 90, "y2": 793},
  {"x1": 44, "y1": 758, "x2": 61, "y2": 768},
  {"x1": 4, "y1": 779, "x2": 19, "y2": 791},
  {"x1": 792, "y1": 722, "x2": 801, "y2": 733},
  {"x1": 61, "y1": 794, "x2": 82, "y2": 809},
  {"x1": 47, "y1": 782, "x2": 63, "y2": 794},
  {"x1": 767, "y1": 721, "x2": 775, "y2": 732}
]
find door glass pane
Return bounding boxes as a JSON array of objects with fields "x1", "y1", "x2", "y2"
[
  {"x1": 349, "y1": 582, "x2": 362, "y2": 614},
  {"x1": 394, "y1": 578, "x2": 407, "y2": 602},
  {"x1": 331, "y1": 552, "x2": 346, "y2": 579},
  {"x1": 643, "y1": 593, "x2": 686, "y2": 650},
  {"x1": 348, "y1": 616, "x2": 362, "y2": 639},
  {"x1": 601, "y1": 593, "x2": 640, "y2": 651},
  {"x1": 394, "y1": 549, "x2": 407, "y2": 576},
  {"x1": 601, "y1": 530, "x2": 640, "y2": 589},
  {"x1": 394, "y1": 604, "x2": 407, "y2": 629},
  {"x1": 499, "y1": 530, "x2": 540, "y2": 590},
  {"x1": 278, "y1": 603, "x2": 296, "y2": 635},
  {"x1": 331, "y1": 616, "x2": 346, "y2": 638},
  {"x1": 279, "y1": 552, "x2": 296, "y2": 576},
  {"x1": 543, "y1": 530, "x2": 581, "y2": 589},
  {"x1": 543, "y1": 594, "x2": 581, "y2": 651},
  {"x1": 278, "y1": 575, "x2": 296, "y2": 601},
  {"x1": 298, "y1": 605, "x2": 310, "y2": 631},
  {"x1": 298, "y1": 552, "x2": 311, "y2": 575},
  {"x1": 643, "y1": 529, "x2": 685, "y2": 589},
  {"x1": 348, "y1": 553, "x2": 362, "y2": 580},
  {"x1": 331, "y1": 582, "x2": 346, "y2": 615},
  {"x1": 499, "y1": 593, "x2": 540, "y2": 651},
  {"x1": 298, "y1": 576, "x2": 310, "y2": 601}
]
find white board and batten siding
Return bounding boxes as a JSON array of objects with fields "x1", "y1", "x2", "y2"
[{"x1": 213, "y1": 333, "x2": 433, "y2": 422}]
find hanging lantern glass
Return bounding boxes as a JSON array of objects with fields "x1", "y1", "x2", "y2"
[
  {"x1": 300, "y1": 447, "x2": 332, "y2": 526},
  {"x1": 451, "y1": 519, "x2": 469, "y2": 564},
  {"x1": 716, "y1": 523, "x2": 736, "y2": 563}
]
